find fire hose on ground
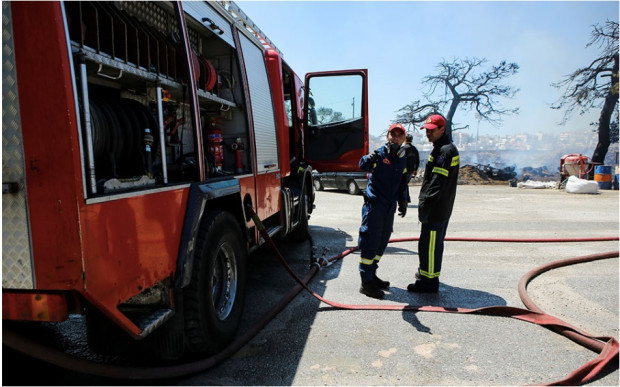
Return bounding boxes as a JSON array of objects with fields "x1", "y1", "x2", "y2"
[{"x1": 3, "y1": 206, "x2": 619, "y2": 385}]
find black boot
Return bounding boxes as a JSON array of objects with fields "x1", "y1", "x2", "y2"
[
  {"x1": 374, "y1": 274, "x2": 390, "y2": 289},
  {"x1": 360, "y1": 281, "x2": 385, "y2": 299},
  {"x1": 407, "y1": 278, "x2": 439, "y2": 293}
]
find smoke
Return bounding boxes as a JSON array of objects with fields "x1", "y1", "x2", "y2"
[{"x1": 370, "y1": 133, "x2": 619, "y2": 177}]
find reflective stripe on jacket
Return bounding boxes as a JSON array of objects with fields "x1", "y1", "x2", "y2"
[{"x1": 418, "y1": 134, "x2": 459, "y2": 223}]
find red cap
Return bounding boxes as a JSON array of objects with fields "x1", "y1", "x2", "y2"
[
  {"x1": 388, "y1": 123, "x2": 406, "y2": 134},
  {"x1": 421, "y1": 114, "x2": 445, "y2": 130}
]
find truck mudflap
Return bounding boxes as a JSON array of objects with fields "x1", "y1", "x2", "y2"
[{"x1": 174, "y1": 177, "x2": 244, "y2": 288}]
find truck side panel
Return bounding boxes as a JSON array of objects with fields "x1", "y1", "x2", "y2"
[{"x1": 81, "y1": 189, "x2": 188, "y2": 306}]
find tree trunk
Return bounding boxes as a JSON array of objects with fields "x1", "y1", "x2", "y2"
[
  {"x1": 588, "y1": 54, "x2": 619, "y2": 179},
  {"x1": 445, "y1": 99, "x2": 459, "y2": 141}
]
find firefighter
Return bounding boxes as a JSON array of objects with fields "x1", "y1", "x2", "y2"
[
  {"x1": 404, "y1": 132, "x2": 420, "y2": 183},
  {"x1": 408, "y1": 114, "x2": 459, "y2": 293},
  {"x1": 357, "y1": 123, "x2": 410, "y2": 299}
]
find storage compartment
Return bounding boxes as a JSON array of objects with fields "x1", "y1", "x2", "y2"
[{"x1": 64, "y1": 1, "x2": 251, "y2": 197}]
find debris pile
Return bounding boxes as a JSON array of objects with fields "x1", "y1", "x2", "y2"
[
  {"x1": 412, "y1": 164, "x2": 560, "y2": 186},
  {"x1": 458, "y1": 164, "x2": 516, "y2": 185},
  {"x1": 520, "y1": 166, "x2": 558, "y2": 182}
]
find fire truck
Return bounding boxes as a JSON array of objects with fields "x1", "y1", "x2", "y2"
[{"x1": 2, "y1": 1, "x2": 368, "y2": 359}]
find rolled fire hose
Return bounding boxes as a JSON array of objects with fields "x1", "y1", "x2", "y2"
[{"x1": 3, "y1": 207, "x2": 618, "y2": 385}]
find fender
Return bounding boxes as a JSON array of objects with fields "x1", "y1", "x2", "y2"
[{"x1": 174, "y1": 177, "x2": 246, "y2": 288}]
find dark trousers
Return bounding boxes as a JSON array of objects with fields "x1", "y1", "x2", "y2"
[
  {"x1": 358, "y1": 199, "x2": 396, "y2": 283},
  {"x1": 418, "y1": 219, "x2": 449, "y2": 280}
]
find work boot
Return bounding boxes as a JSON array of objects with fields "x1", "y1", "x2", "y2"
[
  {"x1": 359, "y1": 281, "x2": 385, "y2": 299},
  {"x1": 373, "y1": 274, "x2": 390, "y2": 289},
  {"x1": 407, "y1": 278, "x2": 439, "y2": 293}
]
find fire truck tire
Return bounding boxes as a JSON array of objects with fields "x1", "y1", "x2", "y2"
[
  {"x1": 288, "y1": 190, "x2": 309, "y2": 242},
  {"x1": 184, "y1": 210, "x2": 247, "y2": 355},
  {"x1": 347, "y1": 180, "x2": 360, "y2": 195}
]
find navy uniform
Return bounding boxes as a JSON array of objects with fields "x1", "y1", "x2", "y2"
[
  {"x1": 358, "y1": 124, "x2": 410, "y2": 299},
  {"x1": 409, "y1": 114, "x2": 459, "y2": 293}
]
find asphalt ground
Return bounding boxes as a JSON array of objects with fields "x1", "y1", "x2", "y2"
[
  {"x1": 3, "y1": 184, "x2": 619, "y2": 385},
  {"x1": 165, "y1": 184, "x2": 617, "y2": 386}
]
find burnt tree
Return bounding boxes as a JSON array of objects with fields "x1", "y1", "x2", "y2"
[
  {"x1": 395, "y1": 57, "x2": 520, "y2": 139},
  {"x1": 552, "y1": 20, "x2": 619, "y2": 175}
]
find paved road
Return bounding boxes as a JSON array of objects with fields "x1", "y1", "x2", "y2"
[
  {"x1": 183, "y1": 185, "x2": 619, "y2": 386},
  {"x1": 3, "y1": 185, "x2": 618, "y2": 385}
]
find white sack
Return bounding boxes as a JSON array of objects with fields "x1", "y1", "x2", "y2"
[
  {"x1": 518, "y1": 181, "x2": 556, "y2": 189},
  {"x1": 565, "y1": 175, "x2": 599, "y2": 194}
]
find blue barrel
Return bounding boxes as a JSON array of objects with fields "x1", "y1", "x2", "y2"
[
  {"x1": 594, "y1": 165, "x2": 612, "y2": 189},
  {"x1": 614, "y1": 174, "x2": 619, "y2": 190}
]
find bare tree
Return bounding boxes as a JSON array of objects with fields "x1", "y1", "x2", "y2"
[
  {"x1": 552, "y1": 20, "x2": 619, "y2": 172},
  {"x1": 316, "y1": 107, "x2": 344, "y2": 124},
  {"x1": 395, "y1": 57, "x2": 520, "y2": 139},
  {"x1": 393, "y1": 101, "x2": 439, "y2": 131}
]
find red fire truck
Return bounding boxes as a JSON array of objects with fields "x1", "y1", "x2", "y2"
[{"x1": 2, "y1": 1, "x2": 368, "y2": 359}]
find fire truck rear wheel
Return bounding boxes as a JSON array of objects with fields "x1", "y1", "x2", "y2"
[
  {"x1": 184, "y1": 210, "x2": 247, "y2": 355},
  {"x1": 288, "y1": 190, "x2": 309, "y2": 242}
]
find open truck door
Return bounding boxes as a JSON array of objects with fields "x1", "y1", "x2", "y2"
[{"x1": 304, "y1": 70, "x2": 368, "y2": 172}]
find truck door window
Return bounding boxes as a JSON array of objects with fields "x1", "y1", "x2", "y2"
[
  {"x1": 304, "y1": 73, "x2": 366, "y2": 165},
  {"x1": 306, "y1": 74, "x2": 363, "y2": 126}
]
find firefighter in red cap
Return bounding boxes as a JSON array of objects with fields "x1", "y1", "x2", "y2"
[
  {"x1": 408, "y1": 114, "x2": 459, "y2": 293},
  {"x1": 357, "y1": 123, "x2": 411, "y2": 299}
]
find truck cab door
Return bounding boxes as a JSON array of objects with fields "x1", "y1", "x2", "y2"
[{"x1": 303, "y1": 70, "x2": 368, "y2": 172}]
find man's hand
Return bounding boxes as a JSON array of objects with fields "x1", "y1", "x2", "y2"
[
  {"x1": 398, "y1": 200, "x2": 407, "y2": 217},
  {"x1": 367, "y1": 150, "x2": 380, "y2": 163}
]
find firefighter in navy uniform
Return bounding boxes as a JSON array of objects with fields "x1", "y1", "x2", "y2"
[
  {"x1": 408, "y1": 114, "x2": 459, "y2": 293},
  {"x1": 357, "y1": 123, "x2": 410, "y2": 299}
]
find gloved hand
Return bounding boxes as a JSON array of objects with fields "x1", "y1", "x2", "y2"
[
  {"x1": 367, "y1": 150, "x2": 380, "y2": 163},
  {"x1": 398, "y1": 200, "x2": 407, "y2": 217}
]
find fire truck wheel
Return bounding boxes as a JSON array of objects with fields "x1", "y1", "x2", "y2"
[
  {"x1": 288, "y1": 190, "x2": 309, "y2": 242},
  {"x1": 347, "y1": 180, "x2": 360, "y2": 195},
  {"x1": 184, "y1": 210, "x2": 247, "y2": 355}
]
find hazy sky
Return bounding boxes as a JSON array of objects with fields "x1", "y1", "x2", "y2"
[{"x1": 236, "y1": 0, "x2": 619, "y2": 137}]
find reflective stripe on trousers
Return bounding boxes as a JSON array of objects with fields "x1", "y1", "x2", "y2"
[{"x1": 418, "y1": 220, "x2": 449, "y2": 279}]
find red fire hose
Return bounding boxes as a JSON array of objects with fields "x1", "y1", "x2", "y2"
[
  {"x1": 3, "y1": 207, "x2": 618, "y2": 385},
  {"x1": 248, "y1": 208, "x2": 619, "y2": 386}
]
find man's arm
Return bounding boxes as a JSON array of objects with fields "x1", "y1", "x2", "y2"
[{"x1": 359, "y1": 149, "x2": 380, "y2": 172}]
